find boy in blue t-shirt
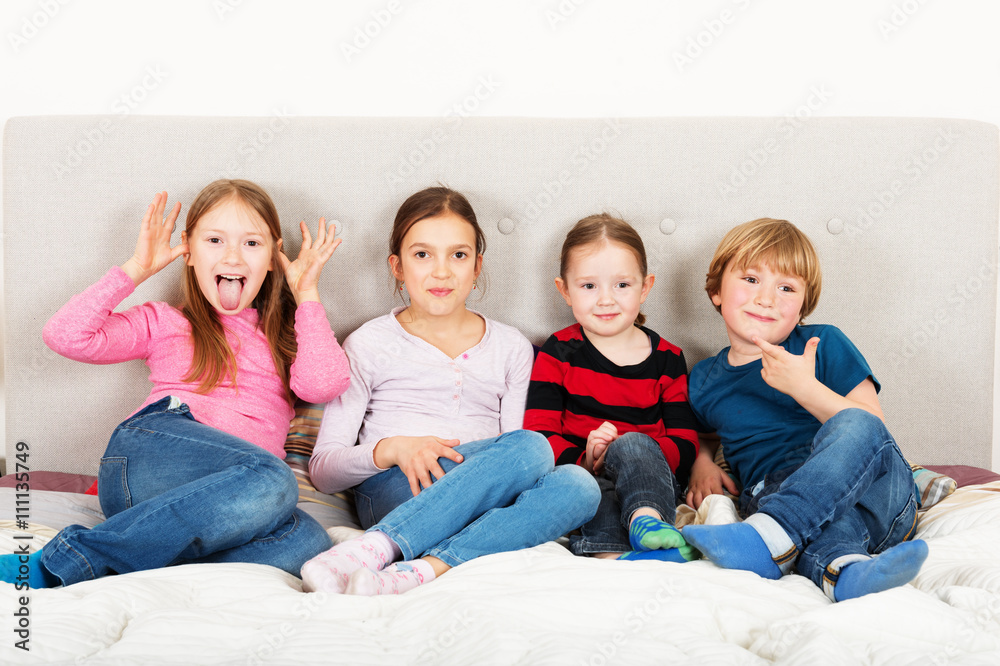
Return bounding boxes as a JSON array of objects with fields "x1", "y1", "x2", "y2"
[{"x1": 682, "y1": 218, "x2": 928, "y2": 602}]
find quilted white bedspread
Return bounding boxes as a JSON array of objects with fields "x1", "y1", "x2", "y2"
[{"x1": 3, "y1": 484, "x2": 1000, "y2": 665}]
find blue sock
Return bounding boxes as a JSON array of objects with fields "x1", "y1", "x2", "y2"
[
  {"x1": 0, "y1": 550, "x2": 59, "y2": 589},
  {"x1": 682, "y1": 523, "x2": 782, "y2": 580},
  {"x1": 629, "y1": 515, "x2": 686, "y2": 551},
  {"x1": 833, "y1": 540, "x2": 929, "y2": 602},
  {"x1": 618, "y1": 545, "x2": 699, "y2": 563}
]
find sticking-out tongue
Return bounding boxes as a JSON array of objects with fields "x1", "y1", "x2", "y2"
[{"x1": 218, "y1": 277, "x2": 244, "y2": 311}]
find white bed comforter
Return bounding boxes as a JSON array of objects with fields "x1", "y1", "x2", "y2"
[{"x1": 2, "y1": 483, "x2": 999, "y2": 665}]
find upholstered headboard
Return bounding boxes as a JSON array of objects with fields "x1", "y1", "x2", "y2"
[{"x1": 4, "y1": 116, "x2": 998, "y2": 475}]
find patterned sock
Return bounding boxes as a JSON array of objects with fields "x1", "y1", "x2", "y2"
[
  {"x1": 0, "y1": 550, "x2": 59, "y2": 588},
  {"x1": 682, "y1": 523, "x2": 782, "y2": 579},
  {"x1": 345, "y1": 559, "x2": 436, "y2": 596},
  {"x1": 834, "y1": 540, "x2": 929, "y2": 602},
  {"x1": 629, "y1": 515, "x2": 687, "y2": 551},
  {"x1": 618, "y1": 545, "x2": 700, "y2": 563},
  {"x1": 300, "y1": 531, "x2": 400, "y2": 594}
]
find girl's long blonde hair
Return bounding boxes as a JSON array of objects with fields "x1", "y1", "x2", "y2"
[{"x1": 181, "y1": 179, "x2": 297, "y2": 403}]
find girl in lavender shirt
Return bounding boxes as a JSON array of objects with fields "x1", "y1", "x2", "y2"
[
  {"x1": 0, "y1": 181, "x2": 350, "y2": 588},
  {"x1": 301, "y1": 187, "x2": 600, "y2": 595}
]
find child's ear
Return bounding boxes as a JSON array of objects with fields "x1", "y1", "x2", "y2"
[
  {"x1": 639, "y1": 274, "x2": 655, "y2": 303},
  {"x1": 710, "y1": 291, "x2": 722, "y2": 307},
  {"x1": 388, "y1": 254, "x2": 403, "y2": 282},
  {"x1": 554, "y1": 277, "x2": 572, "y2": 306},
  {"x1": 182, "y1": 231, "x2": 192, "y2": 266},
  {"x1": 270, "y1": 238, "x2": 282, "y2": 272},
  {"x1": 474, "y1": 254, "x2": 483, "y2": 280}
]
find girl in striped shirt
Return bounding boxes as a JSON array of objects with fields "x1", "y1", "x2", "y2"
[{"x1": 525, "y1": 214, "x2": 700, "y2": 563}]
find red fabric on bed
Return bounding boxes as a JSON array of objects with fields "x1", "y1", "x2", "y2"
[
  {"x1": 2, "y1": 466, "x2": 996, "y2": 496},
  {"x1": 0, "y1": 471, "x2": 98, "y2": 494},
  {"x1": 924, "y1": 465, "x2": 1000, "y2": 487}
]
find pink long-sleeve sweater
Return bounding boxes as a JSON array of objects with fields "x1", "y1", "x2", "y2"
[{"x1": 42, "y1": 266, "x2": 350, "y2": 457}]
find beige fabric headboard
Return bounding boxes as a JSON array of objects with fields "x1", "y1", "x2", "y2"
[{"x1": 4, "y1": 116, "x2": 998, "y2": 474}]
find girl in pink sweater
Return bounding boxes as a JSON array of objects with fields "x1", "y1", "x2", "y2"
[{"x1": 1, "y1": 180, "x2": 350, "y2": 588}]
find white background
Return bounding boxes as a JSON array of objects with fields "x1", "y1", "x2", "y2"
[{"x1": 2, "y1": 0, "x2": 999, "y2": 469}]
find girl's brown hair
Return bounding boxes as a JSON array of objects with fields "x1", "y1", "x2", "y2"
[
  {"x1": 181, "y1": 179, "x2": 297, "y2": 402},
  {"x1": 389, "y1": 186, "x2": 486, "y2": 293},
  {"x1": 560, "y1": 213, "x2": 650, "y2": 326}
]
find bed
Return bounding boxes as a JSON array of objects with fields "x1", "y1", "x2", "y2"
[{"x1": 3, "y1": 116, "x2": 1000, "y2": 663}]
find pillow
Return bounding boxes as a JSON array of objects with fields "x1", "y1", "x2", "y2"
[
  {"x1": 911, "y1": 465, "x2": 958, "y2": 509},
  {"x1": 284, "y1": 402, "x2": 362, "y2": 530}
]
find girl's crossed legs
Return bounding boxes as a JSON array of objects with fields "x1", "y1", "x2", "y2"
[
  {"x1": 301, "y1": 429, "x2": 599, "y2": 595},
  {"x1": 37, "y1": 397, "x2": 331, "y2": 586}
]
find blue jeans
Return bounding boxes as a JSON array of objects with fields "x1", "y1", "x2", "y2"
[
  {"x1": 570, "y1": 432, "x2": 679, "y2": 555},
  {"x1": 742, "y1": 409, "x2": 919, "y2": 590},
  {"x1": 353, "y1": 430, "x2": 600, "y2": 568},
  {"x1": 40, "y1": 397, "x2": 332, "y2": 586}
]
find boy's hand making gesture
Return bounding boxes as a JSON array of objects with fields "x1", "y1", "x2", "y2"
[
  {"x1": 753, "y1": 335, "x2": 820, "y2": 397},
  {"x1": 753, "y1": 335, "x2": 883, "y2": 425}
]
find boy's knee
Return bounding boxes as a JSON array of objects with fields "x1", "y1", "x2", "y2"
[
  {"x1": 820, "y1": 408, "x2": 909, "y2": 478},
  {"x1": 823, "y1": 409, "x2": 895, "y2": 455},
  {"x1": 827, "y1": 408, "x2": 887, "y2": 437}
]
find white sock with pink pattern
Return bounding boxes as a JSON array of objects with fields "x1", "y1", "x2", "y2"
[
  {"x1": 345, "y1": 559, "x2": 436, "y2": 596},
  {"x1": 300, "y1": 531, "x2": 400, "y2": 594}
]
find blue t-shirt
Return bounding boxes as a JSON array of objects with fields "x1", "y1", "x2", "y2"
[{"x1": 689, "y1": 324, "x2": 879, "y2": 491}]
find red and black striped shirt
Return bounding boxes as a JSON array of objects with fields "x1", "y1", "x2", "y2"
[{"x1": 524, "y1": 324, "x2": 699, "y2": 488}]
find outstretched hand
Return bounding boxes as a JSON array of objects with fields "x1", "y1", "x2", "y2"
[
  {"x1": 279, "y1": 218, "x2": 341, "y2": 304},
  {"x1": 754, "y1": 336, "x2": 820, "y2": 397},
  {"x1": 120, "y1": 192, "x2": 188, "y2": 286}
]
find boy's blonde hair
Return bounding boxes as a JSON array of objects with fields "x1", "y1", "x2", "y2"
[{"x1": 705, "y1": 218, "x2": 822, "y2": 322}]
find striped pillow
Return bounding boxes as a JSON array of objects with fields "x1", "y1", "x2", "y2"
[{"x1": 285, "y1": 402, "x2": 361, "y2": 529}]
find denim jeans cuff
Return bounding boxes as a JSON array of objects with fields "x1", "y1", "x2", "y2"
[
  {"x1": 820, "y1": 553, "x2": 871, "y2": 601},
  {"x1": 422, "y1": 548, "x2": 464, "y2": 568},
  {"x1": 620, "y1": 501, "x2": 674, "y2": 529},
  {"x1": 41, "y1": 530, "x2": 95, "y2": 586},
  {"x1": 745, "y1": 512, "x2": 797, "y2": 575},
  {"x1": 570, "y1": 539, "x2": 630, "y2": 556},
  {"x1": 371, "y1": 525, "x2": 416, "y2": 562}
]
